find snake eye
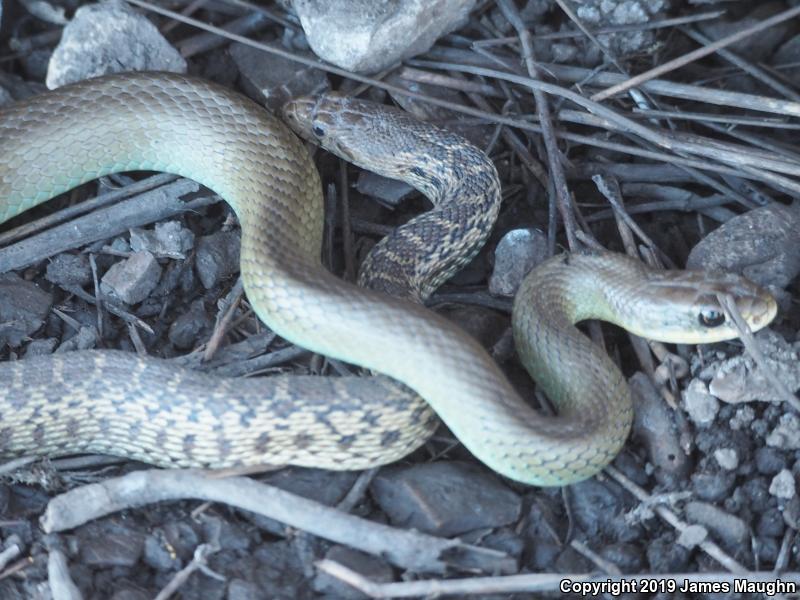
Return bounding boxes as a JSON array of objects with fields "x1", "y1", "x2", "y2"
[
  {"x1": 312, "y1": 125, "x2": 325, "y2": 137},
  {"x1": 699, "y1": 309, "x2": 726, "y2": 328}
]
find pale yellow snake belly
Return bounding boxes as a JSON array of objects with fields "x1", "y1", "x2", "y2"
[{"x1": 0, "y1": 72, "x2": 777, "y2": 485}]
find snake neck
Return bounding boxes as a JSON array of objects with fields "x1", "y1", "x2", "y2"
[
  {"x1": 288, "y1": 94, "x2": 503, "y2": 304},
  {"x1": 512, "y1": 252, "x2": 637, "y2": 433}
]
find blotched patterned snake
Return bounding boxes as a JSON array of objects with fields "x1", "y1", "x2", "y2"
[{"x1": 0, "y1": 73, "x2": 776, "y2": 485}]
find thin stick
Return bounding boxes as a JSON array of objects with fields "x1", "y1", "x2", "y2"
[
  {"x1": 591, "y1": 4, "x2": 800, "y2": 101},
  {"x1": 316, "y1": 560, "x2": 800, "y2": 598},
  {"x1": 41, "y1": 469, "x2": 515, "y2": 575},
  {"x1": 497, "y1": 0, "x2": 578, "y2": 249}
]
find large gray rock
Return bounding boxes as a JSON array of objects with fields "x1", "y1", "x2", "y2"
[
  {"x1": 46, "y1": 0, "x2": 186, "y2": 89},
  {"x1": 292, "y1": 0, "x2": 476, "y2": 73}
]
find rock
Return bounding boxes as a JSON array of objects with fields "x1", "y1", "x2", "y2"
[
  {"x1": 630, "y1": 373, "x2": 688, "y2": 482},
  {"x1": 690, "y1": 471, "x2": 735, "y2": 502},
  {"x1": 757, "y1": 508, "x2": 785, "y2": 538},
  {"x1": 45, "y1": 253, "x2": 91, "y2": 287},
  {"x1": 292, "y1": 0, "x2": 476, "y2": 73},
  {"x1": 676, "y1": 524, "x2": 707, "y2": 549},
  {"x1": 739, "y1": 478, "x2": 772, "y2": 512},
  {"x1": 46, "y1": 0, "x2": 186, "y2": 89},
  {"x1": 229, "y1": 42, "x2": 328, "y2": 111},
  {"x1": 160, "y1": 521, "x2": 201, "y2": 564},
  {"x1": 729, "y1": 406, "x2": 755, "y2": 430},
  {"x1": 687, "y1": 202, "x2": 800, "y2": 290},
  {"x1": 24, "y1": 338, "x2": 58, "y2": 357},
  {"x1": 370, "y1": 461, "x2": 521, "y2": 536},
  {"x1": 684, "y1": 501, "x2": 748, "y2": 550},
  {"x1": 571, "y1": 0, "x2": 669, "y2": 60},
  {"x1": 755, "y1": 447, "x2": 788, "y2": 475},
  {"x1": 56, "y1": 325, "x2": 97, "y2": 352},
  {"x1": 195, "y1": 231, "x2": 240, "y2": 289},
  {"x1": 682, "y1": 379, "x2": 719, "y2": 426},
  {"x1": 313, "y1": 546, "x2": 393, "y2": 599},
  {"x1": 129, "y1": 221, "x2": 194, "y2": 259},
  {"x1": 78, "y1": 521, "x2": 146, "y2": 567},
  {"x1": 769, "y1": 469, "x2": 796, "y2": 499},
  {"x1": 569, "y1": 480, "x2": 626, "y2": 538},
  {"x1": 249, "y1": 541, "x2": 310, "y2": 598},
  {"x1": 767, "y1": 414, "x2": 800, "y2": 450},
  {"x1": 142, "y1": 533, "x2": 181, "y2": 571},
  {"x1": 710, "y1": 332, "x2": 800, "y2": 404},
  {"x1": 101, "y1": 250, "x2": 162, "y2": 304},
  {"x1": 714, "y1": 448, "x2": 739, "y2": 471},
  {"x1": 0, "y1": 273, "x2": 52, "y2": 347},
  {"x1": 440, "y1": 305, "x2": 507, "y2": 348},
  {"x1": 356, "y1": 172, "x2": 415, "y2": 208},
  {"x1": 264, "y1": 468, "x2": 358, "y2": 506},
  {"x1": 168, "y1": 299, "x2": 208, "y2": 350},
  {"x1": 489, "y1": 228, "x2": 549, "y2": 296}
]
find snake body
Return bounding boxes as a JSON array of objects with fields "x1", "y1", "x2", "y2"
[{"x1": 0, "y1": 73, "x2": 776, "y2": 485}]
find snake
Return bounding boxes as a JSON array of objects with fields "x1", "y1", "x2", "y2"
[{"x1": 0, "y1": 72, "x2": 777, "y2": 486}]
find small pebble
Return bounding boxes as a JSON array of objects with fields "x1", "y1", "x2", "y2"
[
  {"x1": 767, "y1": 414, "x2": 800, "y2": 450},
  {"x1": 676, "y1": 524, "x2": 707, "y2": 549},
  {"x1": 56, "y1": 325, "x2": 97, "y2": 353},
  {"x1": 682, "y1": 379, "x2": 719, "y2": 426},
  {"x1": 756, "y1": 508, "x2": 785, "y2": 538},
  {"x1": 0, "y1": 273, "x2": 52, "y2": 347},
  {"x1": 24, "y1": 338, "x2": 58, "y2": 357},
  {"x1": 195, "y1": 231, "x2": 241, "y2": 289},
  {"x1": 101, "y1": 251, "x2": 162, "y2": 304},
  {"x1": 684, "y1": 501, "x2": 748, "y2": 550},
  {"x1": 769, "y1": 469, "x2": 796, "y2": 499},
  {"x1": 356, "y1": 172, "x2": 415, "y2": 208},
  {"x1": 293, "y1": 0, "x2": 476, "y2": 73},
  {"x1": 231, "y1": 42, "x2": 328, "y2": 111},
  {"x1": 488, "y1": 228, "x2": 548, "y2": 296},
  {"x1": 45, "y1": 253, "x2": 91, "y2": 287},
  {"x1": 46, "y1": 0, "x2": 186, "y2": 88},
  {"x1": 142, "y1": 533, "x2": 180, "y2": 572},
  {"x1": 690, "y1": 471, "x2": 736, "y2": 502},
  {"x1": 568, "y1": 480, "x2": 626, "y2": 538},
  {"x1": 729, "y1": 406, "x2": 755, "y2": 430},
  {"x1": 714, "y1": 448, "x2": 739, "y2": 471},
  {"x1": 78, "y1": 521, "x2": 146, "y2": 568},
  {"x1": 370, "y1": 461, "x2": 521, "y2": 536},
  {"x1": 129, "y1": 220, "x2": 194, "y2": 259},
  {"x1": 755, "y1": 447, "x2": 788, "y2": 475},
  {"x1": 168, "y1": 299, "x2": 208, "y2": 350}
]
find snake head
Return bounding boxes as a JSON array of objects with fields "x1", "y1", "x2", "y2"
[
  {"x1": 282, "y1": 92, "x2": 367, "y2": 165},
  {"x1": 282, "y1": 92, "x2": 452, "y2": 196},
  {"x1": 624, "y1": 268, "x2": 778, "y2": 344}
]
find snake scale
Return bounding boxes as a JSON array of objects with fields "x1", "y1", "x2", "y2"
[{"x1": 0, "y1": 73, "x2": 777, "y2": 485}]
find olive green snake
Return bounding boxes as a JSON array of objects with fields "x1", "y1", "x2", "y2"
[{"x1": 0, "y1": 73, "x2": 776, "y2": 486}]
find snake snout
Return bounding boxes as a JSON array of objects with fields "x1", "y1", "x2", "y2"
[
  {"x1": 728, "y1": 286, "x2": 778, "y2": 331},
  {"x1": 281, "y1": 96, "x2": 318, "y2": 141}
]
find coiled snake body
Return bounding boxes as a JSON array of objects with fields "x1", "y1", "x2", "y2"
[{"x1": 0, "y1": 73, "x2": 776, "y2": 485}]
